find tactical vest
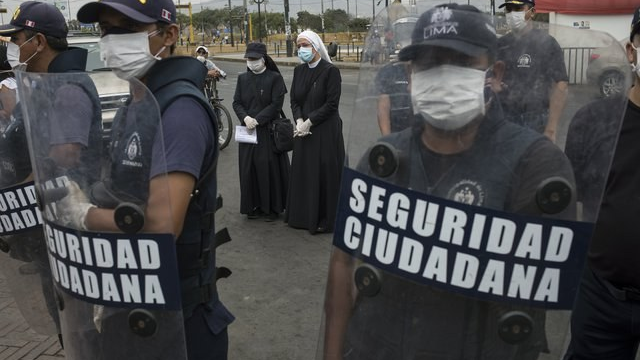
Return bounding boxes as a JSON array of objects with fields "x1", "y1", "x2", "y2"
[
  {"x1": 146, "y1": 57, "x2": 225, "y2": 318},
  {"x1": 379, "y1": 117, "x2": 541, "y2": 210}
]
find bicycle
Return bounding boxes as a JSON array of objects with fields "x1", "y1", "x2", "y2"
[{"x1": 204, "y1": 76, "x2": 233, "y2": 150}]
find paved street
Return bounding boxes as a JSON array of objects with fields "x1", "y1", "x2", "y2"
[{"x1": 0, "y1": 57, "x2": 614, "y2": 359}]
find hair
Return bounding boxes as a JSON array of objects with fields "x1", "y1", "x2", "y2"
[
  {"x1": 156, "y1": 22, "x2": 176, "y2": 54},
  {"x1": 23, "y1": 29, "x2": 68, "y2": 52},
  {"x1": 0, "y1": 46, "x2": 12, "y2": 82}
]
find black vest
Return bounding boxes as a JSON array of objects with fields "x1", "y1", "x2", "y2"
[{"x1": 146, "y1": 57, "x2": 220, "y2": 317}]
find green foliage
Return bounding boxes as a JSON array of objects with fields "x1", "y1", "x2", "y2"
[{"x1": 323, "y1": 9, "x2": 350, "y2": 32}]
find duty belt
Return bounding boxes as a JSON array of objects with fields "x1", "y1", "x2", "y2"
[{"x1": 600, "y1": 275, "x2": 640, "y2": 302}]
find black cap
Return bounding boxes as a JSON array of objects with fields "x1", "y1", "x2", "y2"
[
  {"x1": 631, "y1": 7, "x2": 640, "y2": 41},
  {"x1": 244, "y1": 42, "x2": 267, "y2": 59},
  {"x1": 398, "y1": 4, "x2": 496, "y2": 61},
  {"x1": 0, "y1": 1, "x2": 68, "y2": 39},
  {"x1": 498, "y1": 0, "x2": 535, "y2": 9},
  {"x1": 78, "y1": 0, "x2": 176, "y2": 24}
]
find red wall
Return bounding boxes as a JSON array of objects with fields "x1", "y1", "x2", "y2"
[{"x1": 535, "y1": 0, "x2": 637, "y2": 15}]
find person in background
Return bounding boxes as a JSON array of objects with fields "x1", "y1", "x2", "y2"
[
  {"x1": 496, "y1": 0, "x2": 568, "y2": 142},
  {"x1": 0, "y1": 46, "x2": 16, "y2": 130},
  {"x1": 286, "y1": 30, "x2": 345, "y2": 234},
  {"x1": 196, "y1": 45, "x2": 227, "y2": 79},
  {"x1": 375, "y1": 57, "x2": 412, "y2": 135},
  {"x1": 563, "y1": 7, "x2": 640, "y2": 360},
  {"x1": 232, "y1": 42, "x2": 289, "y2": 221}
]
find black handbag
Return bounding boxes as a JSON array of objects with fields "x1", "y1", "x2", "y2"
[{"x1": 270, "y1": 111, "x2": 293, "y2": 154}]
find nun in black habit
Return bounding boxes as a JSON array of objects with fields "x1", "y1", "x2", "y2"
[
  {"x1": 232, "y1": 42, "x2": 289, "y2": 221},
  {"x1": 286, "y1": 30, "x2": 346, "y2": 234}
]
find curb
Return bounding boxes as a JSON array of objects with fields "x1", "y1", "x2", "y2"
[{"x1": 212, "y1": 54, "x2": 363, "y2": 70}]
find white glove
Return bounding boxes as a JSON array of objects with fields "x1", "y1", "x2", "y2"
[
  {"x1": 243, "y1": 116, "x2": 258, "y2": 130},
  {"x1": 56, "y1": 181, "x2": 95, "y2": 230},
  {"x1": 294, "y1": 118, "x2": 304, "y2": 137},
  {"x1": 296, "y1": 119, "x2": 312, "y2": 137}
]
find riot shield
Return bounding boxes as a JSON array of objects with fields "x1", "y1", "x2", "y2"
[
  {"x1": 318, "y1": 3, "x2": 629, "y2": 360},
  {"x1": 0, "y1": 83, "x2": 59, "y2": 335},
  {"x1": 18, "y1": 71, "x2": 188, "y2": 359}
]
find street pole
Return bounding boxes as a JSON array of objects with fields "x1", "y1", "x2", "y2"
[
  {"x1": 228, "y1": 0, "x2": 234, "y2": 46},
  {"x1": 284, "y1": 0, "x2": 292, "y2": 56},
  {"x1": 254, "y1": 0, "x2": 264, "y2": 42},
  {"x1": 321, "y1": 0, "x2": 325, "y2": 41},
  {"x1": 244, "y1": 0, "x2": 249, "y2": 44},
  {"x1": 201, "y1": 5, "x2": 205, "y2": 45}
]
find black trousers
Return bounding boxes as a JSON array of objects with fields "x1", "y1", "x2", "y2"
[{"x1": 564, "y1": 267, "x2": 640, "y2": 360}]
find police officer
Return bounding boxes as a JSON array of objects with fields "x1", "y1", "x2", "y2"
[
  {"x1": 497, "y1": 0, "x2": 569, "y2": 142},
  {"x1": 322, "y1": 4, "x2": 575, "y2": 359},
  {"x1": 563, "y1": 7, "x2": 640, "y2": 360},
  {"x1": 0, "y1": 1, "x2": 102, "y2": 344},
  {"x1": 68, "y1": 0, "x2": 234, "y2": 358}
]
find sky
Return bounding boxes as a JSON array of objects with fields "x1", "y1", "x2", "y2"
[{"x1": 0, "y1": 0, "x2": 493, "y2": 23}]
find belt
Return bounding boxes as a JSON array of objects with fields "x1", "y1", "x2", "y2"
[{"x1": 598, "y1": 274, "x2": 640, "y2": 302}]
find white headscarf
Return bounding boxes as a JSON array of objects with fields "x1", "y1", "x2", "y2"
[{"x1": 297, "y1": 30, "x2": 332, "y2": 64}]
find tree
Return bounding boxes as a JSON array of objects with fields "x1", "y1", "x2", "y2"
[
  {"x1": 349, "y1": 17, "x2": 370, "y2": 32},
  {"x1": 296, "y1": 11, "x2": 322, "y2": 32},
  {"x1": 323, "y1": 9, "x2": 350, "y2": 32}
]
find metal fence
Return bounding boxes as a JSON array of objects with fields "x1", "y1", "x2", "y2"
[{"x1": 563, "y1": 47, "x2": 595, "y2": 85}]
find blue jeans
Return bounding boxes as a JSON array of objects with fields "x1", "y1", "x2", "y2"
[{"x1": 505, "y1": 110, "x2": 549, "y2": 134}]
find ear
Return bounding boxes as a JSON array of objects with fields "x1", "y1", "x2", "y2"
[
  {"x1": 162, "y1": 24, "x2": 179, "y2": 47},
  {"x1": 488, "y1": 60, "x2": 506, "y2": 93},
  {"x1": 626, "y1": 41, "x2": 636, "y2": 64},
  {"x1": 34, "y1": 32, "x2": 47, "y2": 52}
]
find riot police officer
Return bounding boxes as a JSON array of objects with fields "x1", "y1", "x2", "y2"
[
  {"x1": 0, "y1": 0, "x2": 102, "y2": 343},
  {"x1": 56, "y1": 0, "x2": 234, "y2": 358},
  {"x1": 322, "y1": 3, "x2": 578, "y2": 360}
]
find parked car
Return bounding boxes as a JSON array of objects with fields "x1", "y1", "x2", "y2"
[
  {"x1": 586, "y1": 39, "x2": 633, "y2": 97},
  {"x1": 68, "y1": 34, "x2": 130, "y2": 146}
]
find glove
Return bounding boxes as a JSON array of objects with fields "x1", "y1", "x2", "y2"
[
  {"x1": 296, "y1": 119, "x2": 312, "y2": 137},
  {"x1": 293, "y1": 118, "x2": 304, "y2": 137},
  {"x1": 56, "y1": 181, "x2": 95, "y2": 230},
  {"x1": 243, "y1": 116, "x2": 258, "y2": 130}
]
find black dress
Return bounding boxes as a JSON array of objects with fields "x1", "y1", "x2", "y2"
[
  {"x1": 286, "y1": 59, "x2": 345, "y2": 233},
  {"x1": 232, "y1": 69, "x2": 290, "y2": 217}
]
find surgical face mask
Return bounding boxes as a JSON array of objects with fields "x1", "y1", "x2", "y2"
[
  {"x1": 99, "y1": 30, "x2": 165, "y2": 80},
  {"x1": 247, "y1": 58, "x2": 266, "y2": 73},
  {"x1": 505, "y1": 10, "x2": 528, "y2": 32},
  {"x1": 196, "y1": 55, "x2": 206, "y2": 63},
  {"x1": 411, "y1": 65, "x2": 487, "y2": 131},
  {"x1": 298, "y1": 46, "x2": 315, "y2": 63},
  {"x1": 6, "y1": 36, "x2": 37, "y2": 71}
]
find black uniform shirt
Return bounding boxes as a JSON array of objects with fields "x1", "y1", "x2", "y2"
[
  {"x1": 588, "y1": 100, "x2": 640, "y2": 289},
  {"x1": 498, "y1": 28, "x2": 568, "y2": 118}
]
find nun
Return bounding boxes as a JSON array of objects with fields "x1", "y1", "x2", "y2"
[
  {"x1": 286, "y1": 30, "x2": 346, "y2": 234},
  {"x1": 232, "y1": 42, "x2": 290, "y2": 221}
]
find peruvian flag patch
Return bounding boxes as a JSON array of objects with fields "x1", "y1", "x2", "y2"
[{"x1": 161, "y1": 9, "x2": 171, "y2": 21}]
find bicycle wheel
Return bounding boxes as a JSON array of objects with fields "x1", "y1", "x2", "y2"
[{"x1": 214, "y1": 103, "x2": 233, "y2": 150}]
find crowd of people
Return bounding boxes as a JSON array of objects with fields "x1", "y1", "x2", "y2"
[{"x1": 0, "y1": 0, "x2": 639, "y2": 359}]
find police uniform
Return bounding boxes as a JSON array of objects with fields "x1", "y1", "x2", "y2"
[
  {"x1": 498, "y1": 28, "x2": 568, "y2": 132},
  {"x1": 99, "y1": 56, "x2": 234, "y2": 360},
  {"x1": 343, "y1": 114, "x2": 575, "y2": 359},
  {"x1": 374, "y1": 61, "x2": 413, "y2": 133}
]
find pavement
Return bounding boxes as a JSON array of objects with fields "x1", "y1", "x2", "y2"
[{"x1": 0, "y1": 273, "x2": 64, "y2": 360}]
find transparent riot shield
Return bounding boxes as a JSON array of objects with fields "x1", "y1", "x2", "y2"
[
  {"x1": 0, "y1": 82, "x2": 59, "y2": 335},
  {"x1": 318, "y1": 3, "x2": 629, "y2": 360},
  {"x1": 18, "y1": 71, "x2": 188, "y2": 359}
]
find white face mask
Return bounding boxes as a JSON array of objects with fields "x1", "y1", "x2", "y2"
[
  {"x1": 99, "y1": 30, "x2": 165, "y2": 80},
  {"x1": 196, "y1": 55, "x2": 206, "y2": 63},
  {"x1": 411, "y1": 65, "x2": 487, "y2": 131},
  {"x1": 505, "y1": 10, "x2": 529, "y2": 32},
  {"x1": 6, "y1": 36, "x2": 37, "y2": 71},
  {"x1": 247, "y1": 58, "x2": 266, "y2": 74}
]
